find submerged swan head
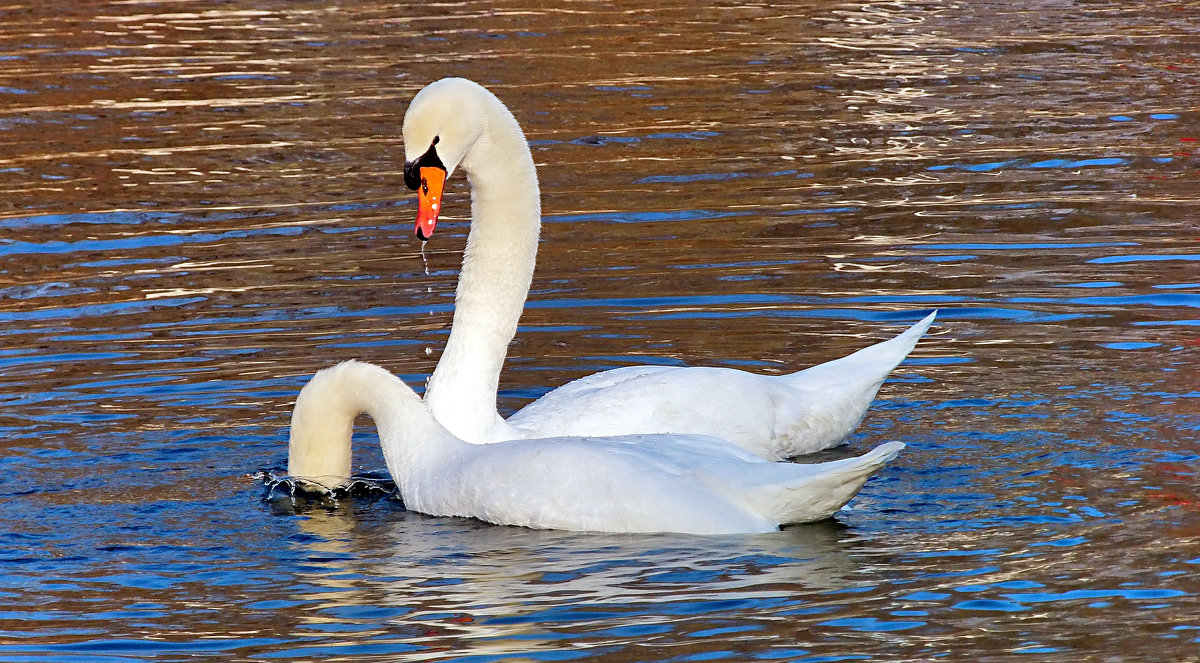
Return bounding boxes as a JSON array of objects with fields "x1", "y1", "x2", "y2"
[
  {"x1": 287, "y1": 360, "x2": 462, "y2": 493},
  {"x1": 286, "y1": 363, "x2": 358, "y2": 490},
  {"x1": 401, "y1": 77, "x2": 535, "y2": 240}
]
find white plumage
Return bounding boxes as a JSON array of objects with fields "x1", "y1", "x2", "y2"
[
  {"x1": 401, "y1": 77, "x2": 936, "y2": 457},
  {"x1": 288, "y1": 360, "x2": 904, "y2": 535}
]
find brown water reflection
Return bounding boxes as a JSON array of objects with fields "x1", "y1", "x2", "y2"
[{"x1": 1, "y1": 0, "x2": 1198, "y2": 660}]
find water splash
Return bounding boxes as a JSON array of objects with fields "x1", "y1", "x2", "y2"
[
  {"x1": 255, "y1": 469, "x2": 398, "y2": 508},
  {"x1": 420, "y1": 239, "x2": 435, "y2": 355}
]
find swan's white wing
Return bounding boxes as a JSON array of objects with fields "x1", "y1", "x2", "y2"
[
  {"x1": 420, "y1": 434, "x2": 775, "y2": 534},
  {"x1": 408, "y1": 433, "x2": 904, "y2": 534},
  {"x1": 506, "y1": 313, "x2": 936, "y2": 459},
  {"x1": 508, "y1": 366, "x2": 781, "y2": 456}
]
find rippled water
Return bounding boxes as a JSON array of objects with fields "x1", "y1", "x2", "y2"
[{"x1": 2, "y1": 1, "x2": 1198, "y2": 660}]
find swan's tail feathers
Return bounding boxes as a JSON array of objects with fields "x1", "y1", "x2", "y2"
[
  {"x1": 745, "y1": 441, "x2": 905, "y2": 525},
  {"x1": 785, "y1": 311, "x2": 936, "y2": 386},
  {"x1": 848, "y1": 310, "x2": 937, "y2": 368},
  {"x1": 771, "y1": 312, "x2": 935, "y2": 457}
]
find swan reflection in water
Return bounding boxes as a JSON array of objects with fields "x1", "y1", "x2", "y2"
[{"x1": 282, "y1": 503, "x2": 871, "y2": 655}]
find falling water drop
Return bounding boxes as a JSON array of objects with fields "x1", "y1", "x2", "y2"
[{"x1": 420, "y1": 240, "x2": 434, "y2": 355}]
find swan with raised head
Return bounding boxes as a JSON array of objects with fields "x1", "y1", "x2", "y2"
[
  {"x1": 402, "y1": 77, "x2": 935, "y2": 459},
  {"x1": 286, "y1": 360, "x2": 905, "y2": 535}
]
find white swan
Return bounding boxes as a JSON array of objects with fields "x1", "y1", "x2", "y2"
[
  {"x1": 286, "y1": 360, "x2": 905, "y2": 535},
  {"x1": 402, "y1": 77, "x2": 936, "y2": 458}
]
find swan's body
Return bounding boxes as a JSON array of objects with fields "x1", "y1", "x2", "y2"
[
  {"x1": 287, "y1": 360, "x2": 905, "y2": 535},
  {"x1": 505, "y1": 312, "x2": 934, "y2": 460},
  {"x1": 402, "y1": 77, "x2": 935, "y2": 458}
]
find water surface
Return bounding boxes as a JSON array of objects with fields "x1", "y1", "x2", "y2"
[{"x1": 1, "y1": 1, "x2": 1198, "y2": 660}]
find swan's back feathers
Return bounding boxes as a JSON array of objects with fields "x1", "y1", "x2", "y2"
[
  {"x1": 415, "y1": 433, "x2": 777, "y2": 534},
  {"x1": 407, "y1": 430, "x2": 905, "y2": 534},
  {"x1": 506, "y1": 313, "x2": 936, "y2": 460},
  {"x1": 507, "y1": 366, "x2": 778, "y2": 451}
]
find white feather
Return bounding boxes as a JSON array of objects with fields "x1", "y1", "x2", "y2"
[
  {"x1": 288, "y1": 360, "x2": 905, "y2": 535},
  {"x1": 400, "y1": 78, "x2": 935, "y2": 456}
]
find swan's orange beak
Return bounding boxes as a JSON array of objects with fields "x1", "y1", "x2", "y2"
[{"x1": 415, "y1": 166, "x2": 446, "y2": 241}]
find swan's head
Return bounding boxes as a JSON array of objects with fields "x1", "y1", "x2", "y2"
[
  {"x1": 401, "y1": 78, "x2": 496, "y2": 240},
  {"x1": 401, "y1": 78, "x2": 536, "y2": 242}
]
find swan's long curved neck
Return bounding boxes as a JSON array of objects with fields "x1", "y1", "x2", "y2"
[
  {"x1": 423, "y1": 101, "x2": 541, "y2": 443},
  {"x1": 288, "y1": 360, "x2": 465, "y2": 492}
]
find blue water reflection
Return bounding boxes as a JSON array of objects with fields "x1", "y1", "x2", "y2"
[{"x1": 2, "y1": 0, "x2": 1199, "y2": 659}]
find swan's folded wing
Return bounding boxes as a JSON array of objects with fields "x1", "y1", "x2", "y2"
[
  {"x1": 439, "y1": 435, "x2": 774, "y2": 533},
  {"x1": 507, "y1": 366, "x2": 782, "y2": 456},
  {"x1": 512, "y1": 366, "x2": 673, "y2": 416}
]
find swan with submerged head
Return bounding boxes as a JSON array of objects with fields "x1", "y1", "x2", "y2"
[
  {"x1": 399, "y1": 77, "x2": 936, "y2": 458},
  {"x1": 286, "y1": 359, "x2": 905, "y2": 535}
]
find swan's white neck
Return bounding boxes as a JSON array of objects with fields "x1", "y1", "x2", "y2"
[
  {"x1": 422, "y1": 97, "x2": 541, "y2": 443},
  {"x1": 288, "y1": 361, "x2": 466, "y2": 500}
]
